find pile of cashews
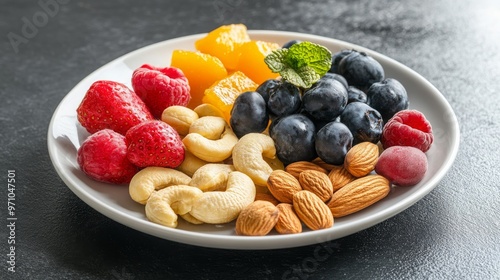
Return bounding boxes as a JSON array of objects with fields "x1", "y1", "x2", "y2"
[{"x1": 128, "y1": 104, "x2": 284, "y2": 228}]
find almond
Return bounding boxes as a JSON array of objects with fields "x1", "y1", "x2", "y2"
[
  {"x1": 344, "y1": 142, "x2": 379, "y2": 177},
  {"x1": 328, "y1": 165, "x2": 356, "y2": 192},
  {"x1": 235, "y1": 200, "x2": 280, "y2": 236},
  {"x1": 275, "y1": 203, "x2": 302, "y2": 234},
  {"x1": 293, "y1": 190, "x2": 333, "y2": 231},
  {"x1": 311, "y1": 158, "x2": 336, "y2": 171},
  {"x1": 267, "y1": 170, "x2": 302, "y2": 203},
  {"x1": 298, "y1": 170, "x2": 333, "y2": 202},
  {"x1": 327, "y1": 174, "x2": 391, "y2": 218},
  {"x1": 254, "y1": 192, "x2": 280, "y2": 206},
  {"x1": 285, "y1": 161, "x2": 327, "y2": 179}
]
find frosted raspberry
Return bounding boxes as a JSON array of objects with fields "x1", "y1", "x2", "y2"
[
  {"x1": 77, "y1": 129, "x2": 138, "y2": 184},
  {"x1": 375, "y1": 146, "x2": 428, "y2": 187},
  {"x1": 132, "y1": 64, "x2": 191, "y2": 118},
  {"x1": 381, "y1": 109, "x2": 433, "y2": 152}
]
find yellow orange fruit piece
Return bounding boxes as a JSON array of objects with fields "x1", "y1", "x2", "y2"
[
  {"x1": 171, "y1": 50, "x2": 228, "y2": 109},
  {"x1": 195, "y1": 24, "x2": 251, "y2": 71},
  {"x1": 236, "y1": 40, "x2": 281, "y2": 84},
  {"x1": 202, "y1": 71, "x2": 258, "y2": 123}
]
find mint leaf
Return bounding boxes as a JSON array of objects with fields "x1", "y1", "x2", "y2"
[{"x1": 264, "y1": 41, "x2": 332, "y2": 88}]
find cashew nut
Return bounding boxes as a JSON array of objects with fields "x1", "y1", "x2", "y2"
[
  {"x1": 145, "y1": 185, "x2": 203, "y2": 228},
  {"x1": 179, "y1": 213, "x2": 204, "y2": 225},
  {"x1": 175, "y1": 148, "x2": 210, "y2": 177},
  {"x1": 194, "y1": 103, "x2": 225, "y2": 119},
  {"x1": 189, "y1": 171, "x2": 256, "y2": 224},
  {"x1": 129, "y1": 167, "x2": 191, "y2": 204},
  {"x1": 189, "y1": 163, "x2": 235, "y2": 192},
  {"x1": 182, "y1": 116, "x2": 238, "y2": 162},
  {"x1": 161, "y1": 105, "x2": 199, "y2": 136},
  {"x1": 188, "y1": 115, "x2": 228, "y2": 139},
  {"x1": 232, "y1": 133, "x2": 281, "y2": 186}
]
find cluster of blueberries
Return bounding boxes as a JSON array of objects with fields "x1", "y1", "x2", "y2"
[{"x1": 230, "y1": 40, "x2": 409, "y2": 166}]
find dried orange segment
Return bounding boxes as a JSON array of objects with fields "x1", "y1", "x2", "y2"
[
  {"x1": 236, "y1": 40, "x2": 281, "y2": 84},
  {"x1": 171, "y1": 50, "x2": 228, "y2": 109},
  {"x1": 195, "y1": 24, "x2": 251, "y2": 71},
  {"x1": 202, "y1": 71, "x2": 258, "y2": 122}
]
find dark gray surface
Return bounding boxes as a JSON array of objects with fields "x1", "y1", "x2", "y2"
[{"x1": 1, "y1": 0, "x2": 499, "y2": 279}]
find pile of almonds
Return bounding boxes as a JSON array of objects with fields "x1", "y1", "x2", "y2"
[{"x1": 235, "y1": 142, "x2": 391, "y2": 236}]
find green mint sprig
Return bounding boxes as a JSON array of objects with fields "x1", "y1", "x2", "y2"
[{"x1": 264, "y1": 41, "x2": 332, "y2": 89}]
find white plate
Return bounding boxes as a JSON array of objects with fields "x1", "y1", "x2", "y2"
[{"x1": 47, "y1": 31, "x2": 460, "y2": 250}]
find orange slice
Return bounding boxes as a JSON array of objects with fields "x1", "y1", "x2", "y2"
[
  {"x1": 202, "y1": 71, "x2": 258, "y2": 122},
  {"x1": 195, "y1": 24, "x2": 251, "y2": 71},
  {"x1": 171, "y1": 50, "x2": 228, "y2": 109},
  {"x1": 236, "y1": 40, "x2": 281, "y2": 84}
]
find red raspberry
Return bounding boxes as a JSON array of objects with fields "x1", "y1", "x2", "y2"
[
  {"x1": 77, "y1": 129, "x2": 138, "y2": 184},
  {"x1": 375, "y1": 146, "x2": 428, "y2": 187},
  {"x1": 77, "y1": 80, "x2": 154, "y2": 135},
  {"x1": 381, "y1": 109, "x2": 433, "y2": 152},
  {"x1": 125, "y1": 120, "x2": 185, "y2": 168},
  {"x1": 131, "y1": 64, "x2": 191, "y2": 118}
]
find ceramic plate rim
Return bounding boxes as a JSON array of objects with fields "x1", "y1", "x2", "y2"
[{"x1": 47, "y1": 30, "x2": 460, "y2": 250}]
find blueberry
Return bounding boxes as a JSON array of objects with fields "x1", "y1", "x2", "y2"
[
  {"x1": 338, "y1": 50, "x2": 384, "y2": 91},
  {"x1": 340, "y1": 102, "x2": 383, "y2": 144},
  {"x1": 315, "y1": 121, "x2": 353, "y2": 165},
  {"x1": 256, "y1": 79, "x2": 280, "y2": 103},
  {"x1": 314, "y1": 73, "x2": 348, "y2": 90},
  {"x1": 269, "y1": 114, "x2": 317, "y2": 165},
  {"x1": 230, "y1": 91, "x2": 269, "y2": 138},
  {"x1": 347, "y1": 86, "x2": 368, "y2": 104},
  {"x1": 266, "y1": 80, "x2": 302, "y2": 118},
  {"x1": 302, "y1": 77, "x2": 348, "y2": 122},
  {"x1": 282, "y1": 39, "x2": 301, "y2": 49},
  {"x1": 367, "y1": 78, "x2": 409, "y2": 123},
  {"x1": 328, "y1": 49, "x2": 355, "y2": 74}
]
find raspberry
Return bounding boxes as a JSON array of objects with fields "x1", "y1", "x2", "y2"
[
  {"x1": 375, "y1": 146, "x2": 428, "y2": 187},
  {"x1": 77, "y1": 129, "x2": 138, "y2": 184},
  {"x1": 132, "y1": 64, "x2": 191, "y2": 118},
  {"x1": 381, "y1": 109, "x2": 433, "y2": 152},
  {"x1": 76, "y1": 80, "x2": 154, "y2": 135},
  {"x1": 125, "y1": 120, "x2": 185, "y2": 168}
]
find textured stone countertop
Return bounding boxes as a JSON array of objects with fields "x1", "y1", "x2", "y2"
[{"x1": 1, "y1": 0, "x2": 499, "y2": 279}]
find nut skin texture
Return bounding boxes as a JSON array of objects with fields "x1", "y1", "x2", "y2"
[
  {"x1": 189, "y1": 171, "x2": 256, "y2": 224},
  {"x1": 293, "y1": 190, "x2": 334, "y2": 231},
  {"x1": 311, "y1": 158, "x2": 337, "y2": 172},
  {"x1": 175, "y1": 148, "x2": 209, "y2": 177},
  {"x1": 161, "y1": 105, "x2": 199, "y2": 136},
  {"x1": 129, "y1": 167, "x2": 192, "y2": 205},
  {"x1": 267, "y1": 170, "x2": 302, "y2": 203},
  {"x1": 232, "y1": 133, "x2": 280, "y2": 186},
  {"x1": 328, "y1": 165, "x2": 356, "y2": 192},
  {"x1": 285, "y1": 161, "x2": 328, "y2": 179},
  {"x1": 145, "y1": 185, "x2": 203, "y2": 228},
  {"x1": 193, "y1": 103, "x2": 225, "y2": 119},
  {"x1": 298, "y1": 170, "x2": 334, "y2": 202},
  {"x1": 327, "y1": 174, "x2": 391, "y2": 218},
  {"x1": 182, "y1": 116, "x2": 238, "y2": 162},
  {"x1": 344, "y1": 142, "x2": 379, "y2": 177},
  {"x1": 189, "y1": 163, "x2": 235, "y2": 192},
  {"x1": 254, "y1": 192, "x2": 280, "y2": 206},
  {"x1": 235, "y1": 200, "x2": 280, "y2": 236},
  {"x1": 275, "y1": 203, "x2": 302, "y2": 234}
]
